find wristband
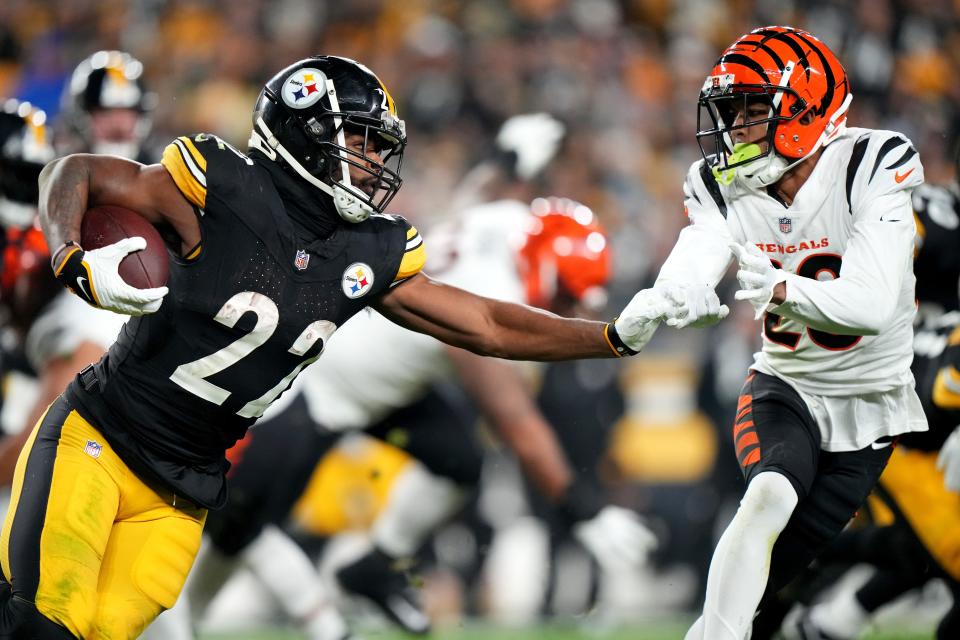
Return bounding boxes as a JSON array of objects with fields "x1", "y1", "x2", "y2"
[
  {"x1": 51, "y1": 240, "x2": 81, "y2": 274},
  {"x1": 604, "y1": 320, "x2": 639, "y2": 357},
  {"x1": 51, "y1": 241, "x2": 98, "y2": 306},
  {"x1": 557, "y1": 477, "x2": 604, "y2": 526}
]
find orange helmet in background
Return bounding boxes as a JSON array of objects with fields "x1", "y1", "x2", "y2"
[
  {"x1": 697, "y1": 26, "x2": 852, "y2": 187},
  {"x1": 1, "y1": 224, "x2": 59, "y2": 331},
  {"x1": 516, "y1": 197, "x2": 610, "y2": 312}
]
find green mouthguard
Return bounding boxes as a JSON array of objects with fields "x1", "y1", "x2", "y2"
[{"x1": 712, "y1": 143, "x2": 763, "y2": 185}]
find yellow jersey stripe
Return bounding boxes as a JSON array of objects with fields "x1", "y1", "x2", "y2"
[
  {"x1": 181, "y1": 136, "x2": 207, "y2": 173},
  {"x1": 933, "y1": 366, "x2": 960, "y2": 409},
  {"x1": 184, "y1": 243, "x2": 203, "y2": 260},
  {"x1": 394, "y1": 242, "x2": 426, "y2": 282},
  {"x1": 406, "y1": 226, "x2": 418, "y2": 240},
  {"x1": 948, "y1": 325, "x2": 960, "y2": 347},
  {"x1": 162, "y1": 140, "x2": 207, "y2": 208}
]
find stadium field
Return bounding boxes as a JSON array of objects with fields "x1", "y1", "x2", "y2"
[{"x1": 198, "y1": 621, "x2": 932, "y2": 639}]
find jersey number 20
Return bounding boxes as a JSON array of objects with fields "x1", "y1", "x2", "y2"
[{"x1": 763, "y1": 254, "x2": 862, "y2": 352}]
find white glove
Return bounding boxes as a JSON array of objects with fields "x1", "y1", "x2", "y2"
[
  {"x1": 54, "y1": 237, "x2": 168, "y2": 316},
  {"x1": 613, "y1": 287, "x2": 683, "y2": 353},
  {"x1": 937, "y1": 426, "x2": 960, "y2": 493},
  {"x1": 730, "y1": 242, "x2": 788, "y2": 320},
  {"x1": 573, "y1": 505, "x2": 658, "y2": 570},
  {"x1": 661, "y1": 284, "x2": 730, "y2": 329}
]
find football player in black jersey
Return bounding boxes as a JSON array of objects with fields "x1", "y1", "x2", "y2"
[{"x1": 0, "y1": 56, "x2": 722, "y2": 639}]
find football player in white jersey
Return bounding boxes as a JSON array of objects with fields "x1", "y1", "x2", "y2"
[{"x1": 651, "y1": 26, "x2": 929, "y2": 640}]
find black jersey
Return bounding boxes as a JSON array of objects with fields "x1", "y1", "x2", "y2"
[
  {"x1": 66, "y1": 133, "x2": 426, "y2": 508},
  {"x1": 912, "y1": 182, "x2": 960, "y2": 314},
  {"x1": 905, "y1": 311, "x2": 960, "y2": 451}
]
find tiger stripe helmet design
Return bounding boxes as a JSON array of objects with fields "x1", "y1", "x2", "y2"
[{"x1": 697, "y1": 26, "x2": 852, "y2": 187}]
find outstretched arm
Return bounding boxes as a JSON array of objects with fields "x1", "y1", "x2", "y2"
[{"x1": 376, "y1": 273, "x2": 618, "y2": 360}]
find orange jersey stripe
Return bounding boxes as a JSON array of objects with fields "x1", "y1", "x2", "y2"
[
  {"x1": 736, "y1": 431, "x2": 759, "y2": 457},
  {"x1": 733, "y1": 420, "x2": 754, "y2": 439},
  {"x1": 742, "y1": 449, "x2": 761, "y2": 467},
  {"x1": 737, "y1": 394, "x2": 753, "y2": 412}
]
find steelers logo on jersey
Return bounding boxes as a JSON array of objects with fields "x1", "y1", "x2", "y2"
[
  {"x1": 342, "y1": 262, "x2": 375, "y2": 299},
  {"x1": 281, "y1": 68, "x2": 327, "y2": 109}
]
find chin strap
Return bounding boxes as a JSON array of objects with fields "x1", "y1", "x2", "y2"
[
  {"x1": 248, "y1": 114, "x2": 375, "y2": 224},
  {"x1": 735, "y1": 92, "x2": 854, "y2": 190}
]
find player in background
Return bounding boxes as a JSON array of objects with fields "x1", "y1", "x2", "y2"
[
  {"x1": 646, "y1": 26, "x2": 928, "y2": 640},
  {"x1": 0, "y1": 52, "x2": 152, "y2": 487},
  {"x1": 185, "y1": 116, "x2": 656, "y2": 638},
  {"x1": 55, "y1": 50, "x2": 155, "y2": 161},
  {"x1": 3, "y1": 55, "x2": 716, "y2": 639}
]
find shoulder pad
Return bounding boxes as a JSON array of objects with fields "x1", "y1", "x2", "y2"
[
  {"x1": 683, "y1": 158, "x2": 728, "y2": 219},
  {"x1": 370, "y1": 213, "x2": 426, "y2": 284},
  {"x1": 161, "y1": 133, "x2": 253, "y2": 209},
  {"x1": 844, "y1": 129, "x2": 924, "y2": 214}
]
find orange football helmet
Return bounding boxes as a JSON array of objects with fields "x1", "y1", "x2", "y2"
[
  {"x1": 697, "y1": 26, "x2": 852, "y2": 187},
  {"x1": 516, "y1": 197, "x2": 610, "y2": 311},
  {"x1": 1, "y1": 224, "x2": 60, "y2": 331}
]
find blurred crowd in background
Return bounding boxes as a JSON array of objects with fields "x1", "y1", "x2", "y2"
[{"x1": 0, "y1": 0, "x2": 958, "y2": 632}]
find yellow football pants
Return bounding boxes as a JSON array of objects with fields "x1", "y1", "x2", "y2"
[
  {"x1": 0, "y1": 398, "x2": 206, "y2": 639},
  {"x1": 876, "y1": 446, "x2": 960, "y2": 581}
]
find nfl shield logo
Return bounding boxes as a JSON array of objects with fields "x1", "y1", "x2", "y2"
[
  {"x1": 84, "y1": 440, "x2": 102, "y2": 459},
  {"x1": 294, "y1": 249, "x2": 310, "y2": 271},
  {"x1": 779, "y1": 217, "x2": 792, "y2": 233}
]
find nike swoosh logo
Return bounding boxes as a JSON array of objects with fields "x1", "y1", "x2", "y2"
[
  {"x1": 894, "y1": 168, "x2": 915, "y2": 183},
  {"x1": 75, "y1": 276, "x2": 93, "y2": 303}
]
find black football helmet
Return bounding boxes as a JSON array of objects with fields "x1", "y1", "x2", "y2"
[
  {"x1": 0, "y1": 99, "x2": 54, "y2": 228},
  {"x1": 248, "y1": 56, "x2": 406, "y2": 223},
  {"x1": 60, "y1": 50, "x2": 154, "y2": 158}
]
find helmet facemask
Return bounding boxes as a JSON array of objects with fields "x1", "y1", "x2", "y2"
[
  {"x1": 250, "y1": 60, "x2": 406, "y2": 223},
  {"x1": 697, "y1": 66, "x2": 808, "y2": 189}
]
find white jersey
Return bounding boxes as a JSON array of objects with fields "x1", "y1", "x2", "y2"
[
  {"x1": 25, "y1": 292, "x2": 127, "y2": 372},
  {"x1": 269, "y1": 199, "x2": 532, "y2": 431},
  {"x1": 656, "y1": 128, "x2": 927, "y2": 449}
]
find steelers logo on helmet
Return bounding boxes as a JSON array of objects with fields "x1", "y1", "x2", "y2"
[
  {"x1": 342, "y1": 262, "x2": 375, "y2": 299},
  {"x1": 281, "y1": 68, "x2": 328, "y2": 110}
]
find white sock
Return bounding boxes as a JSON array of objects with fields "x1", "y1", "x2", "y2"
[
  {"x1": 684, "y1": 615, "x2": 704, "y2": 640},
  {"x1": 186, "y1": 537, "x2": 241, "y2": 624},
  {"x1": 699, "y1": 472, "x2": 799, "y2": 640},
  {"x1": 808, "y1": 586, "x2": 869, "y2": 639},
  {"x1": 372, "y1": 461, "x2": 465, "y2": 558},
  {"x1": 242, "y1": 526, "x2": 348, "y2": 640}
]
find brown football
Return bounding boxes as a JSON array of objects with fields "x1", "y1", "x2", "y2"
[{"x1": 80, "y1": 205, "x2": 170, "y2": 289}]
